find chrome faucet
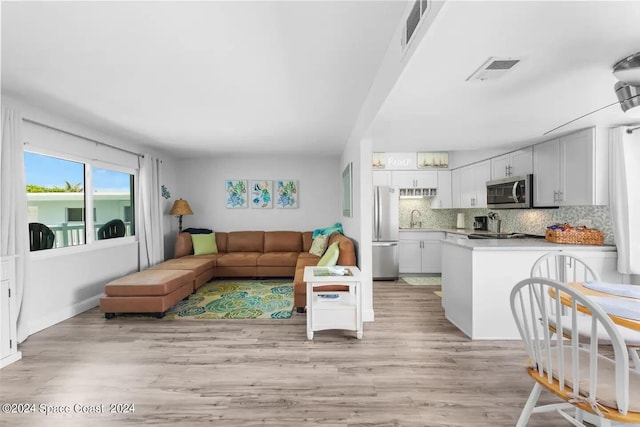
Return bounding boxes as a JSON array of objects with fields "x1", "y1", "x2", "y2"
[{"x1": 410, "y1": 209, "x2": 422, "y2": 228}]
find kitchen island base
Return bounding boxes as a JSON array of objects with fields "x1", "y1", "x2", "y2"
[{"x1": 441, "y1": 239, "x2": 621, "y2": 340}]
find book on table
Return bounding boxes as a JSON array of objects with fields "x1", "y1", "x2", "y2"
[{"x1": 317, "y1": 293, "x2": 341, "y2": 301}]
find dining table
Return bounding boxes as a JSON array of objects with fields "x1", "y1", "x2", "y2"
[{"x1": 558, "y1": 282, "x2": 640, "y2": 332}]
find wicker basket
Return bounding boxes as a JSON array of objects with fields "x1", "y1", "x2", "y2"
[{"x1": 545, "y1": 228, "x2": 604, "y2": 245}]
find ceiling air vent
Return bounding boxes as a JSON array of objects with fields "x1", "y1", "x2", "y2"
[
  {"x1": 403, "y1": 0, "x2": 430, "y2": 51},
  {"x1": 466, "y1": 57, "x2": 520, "y2": 81}
]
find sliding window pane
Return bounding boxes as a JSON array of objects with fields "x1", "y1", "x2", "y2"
[
  {"x1": 92, "y1": 167, "x2": 134, "y2": 240},
  {"x1": 25, "y1": 152, "x2": 85, "y2": 250}
]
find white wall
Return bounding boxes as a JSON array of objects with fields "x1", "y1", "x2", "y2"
[
  {"x1": 3, "y1": 95, "x2": 179, "y2": 338},
  {"x1": 175, "y1": 154, "x2": 342, "y2": 232},
  {"x1": 22, "y1": 242, "x2": 138, "y2": 336}
]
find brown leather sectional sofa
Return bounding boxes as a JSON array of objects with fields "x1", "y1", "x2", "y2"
[{"x1": 175, "y1": 230, "x2": 357, "y2": 311}]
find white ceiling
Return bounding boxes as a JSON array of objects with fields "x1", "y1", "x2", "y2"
[
  {"x1": 1, "y1": 1, "x2": 406, "y2": 157},
  {"x1": 369, "y1": 0, "x2": 640, "y2": 152},
  {"x1": 3, "y1": 1, "x2": 640, "y2": 159}
]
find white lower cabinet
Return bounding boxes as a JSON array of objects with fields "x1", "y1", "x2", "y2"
[
  {"x1": 399, "y1": 231, "x2": 445, "y2": 273},
  {"x1": 1, "y1": 256, "x2": 21, "y2": 369}
]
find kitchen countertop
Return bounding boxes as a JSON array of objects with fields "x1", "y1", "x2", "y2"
[
  {"x1": 399, "y1": 227, "x2": 510, "y2": 236},
  {"x1": 441, "y1": 237, "x2": 616, "y2": 251}
]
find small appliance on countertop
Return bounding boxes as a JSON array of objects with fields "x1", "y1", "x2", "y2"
[{"x1": 473, "y1": 216, "x2": 488, "y2": 230}]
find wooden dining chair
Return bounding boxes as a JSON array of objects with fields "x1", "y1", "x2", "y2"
[
  {"x1": 510, "y1": 277, "x2": 640, "y2": 426},
  {"x1": 530, "y1": 252, "x2": 601, "y2": 283},
  {"x1": 531, "y1": 252, "x2": 640, "y2": 371}
]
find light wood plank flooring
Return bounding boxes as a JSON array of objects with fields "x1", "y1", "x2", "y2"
[{"x1": 1, "y1": 280, "x2": 569, "y2": 426}]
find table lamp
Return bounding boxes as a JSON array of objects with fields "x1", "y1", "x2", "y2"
[{"x1": 169, "y1": 198, "x2": 193, "y2": 231}]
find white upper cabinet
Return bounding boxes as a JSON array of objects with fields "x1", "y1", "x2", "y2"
[
  {"x1": 392, "y1": 171, "x2": 438, "y2": 188},
  {"x1": 533, "y1": 127, "x2": 608, "y2": 207},
  {"x1": 451, "y1": 169, "x2": 461, "y2": 208},
  {"x1": 457, "y1": 160, "x2": 491, "y2": 208},
  {"x1": 372, "y1": 170, "x2": 392, "y2": 187},
  {"x1": 431, "y1": 171, "x2": 452, "y2": 209},
  {"x1": 510, "y1": 148, "x2": 534, "y2": 177},
  {"x1": 491, "y1": 148, "x2": 533, "y2": 180}
]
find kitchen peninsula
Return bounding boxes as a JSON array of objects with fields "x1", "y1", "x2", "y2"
[{"x1": 441, "y1": 237, "x2": 621, "y2": 340}]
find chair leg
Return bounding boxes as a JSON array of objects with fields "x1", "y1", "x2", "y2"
[
  {"x1": 629, "y1": 348, "x2": 640, "y2": 371},
  {"x1": 516, "y1": 383, "x2": 542, "y2": 427}
]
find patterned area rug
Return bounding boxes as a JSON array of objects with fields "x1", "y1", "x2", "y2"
[
  {"x1": 165, "y1": 280, "x2": 294, "y2": 320},
  {"x1": 401, "y1": 276, "x2": 442, "y2": 286}
]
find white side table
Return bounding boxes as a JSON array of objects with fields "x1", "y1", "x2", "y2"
[{"x1": 303, "y1": 266, "x2": 362, "y2": 340}]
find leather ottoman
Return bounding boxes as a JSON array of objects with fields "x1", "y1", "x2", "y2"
[
  {"x1": 150, "y1": 258, "x2": 216, "y2": 291},
  {"x1": 100, "y1": 269, "x2": 195, "y2": 319}
]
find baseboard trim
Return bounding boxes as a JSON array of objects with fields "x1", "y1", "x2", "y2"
[
  {"x1": 0, "y1": 351, "x2": 22, "y2": 369},
  {"x1": 25, "y1": 294, "x2": 102, "y2": 337}
]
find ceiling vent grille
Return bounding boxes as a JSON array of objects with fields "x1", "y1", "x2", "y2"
[
  {"x1": 466, "y1": 57, "x2": 520, "y2": 81},
  {"x1": 403, "y1": 0, "x2": 430, "y2": 51}
]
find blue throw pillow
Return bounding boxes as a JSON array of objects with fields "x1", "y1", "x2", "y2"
[{"x1": 312, "y1": 223, "x2": 343, "y2": 239}]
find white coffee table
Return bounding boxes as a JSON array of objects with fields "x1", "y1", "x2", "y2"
[{"x1": 303, "y1": 266, "x2": 362, "y2": 340}]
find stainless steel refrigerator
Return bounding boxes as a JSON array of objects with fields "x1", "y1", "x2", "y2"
[{"x1": 372, "y1": 186, "x2": 399, "y2": 280}]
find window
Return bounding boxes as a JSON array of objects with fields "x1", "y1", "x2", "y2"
[
  {"x1": 25, "y1": 151, "x2": 137, "y2": 251},
  {"x1": 92, "y1": 166, "x2": 135, "y2": 239},
  {"x1": 25, "y1": 151, "x2": 86, "y2": 249}
]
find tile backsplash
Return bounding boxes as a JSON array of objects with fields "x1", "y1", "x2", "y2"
[{"x1": 399, "y1": 198, "x2": 615, "y2": 244}]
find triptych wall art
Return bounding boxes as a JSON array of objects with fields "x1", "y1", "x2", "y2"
[{"x1": 225, "y1": 179, "x2": 298, "y2": 209}]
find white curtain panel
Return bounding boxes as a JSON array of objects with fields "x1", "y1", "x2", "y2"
[
  {"x1": 0, "y1": 107, "x2": 30, "y2": 342},
  {"x1": 609, "y1": 127, "x2": 640, "y2": 274},
  {"x1": 138, "y1": 155, "x2": 164, "y2": 269}
]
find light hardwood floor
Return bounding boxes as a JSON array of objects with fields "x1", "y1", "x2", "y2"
[{"x1": 0, "y1": 280, "x2": 569, "y2": 426}]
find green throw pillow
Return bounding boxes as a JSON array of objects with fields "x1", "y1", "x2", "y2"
[
  {"x1": 191, "y1": 233, "x2": 218, "y2": 255},
  {"x1": 309, "y1": 234, "x2": 329, "y2": 257},
  {"x1": 317, "y1": 242, "x2": 339, "y2": 266}
]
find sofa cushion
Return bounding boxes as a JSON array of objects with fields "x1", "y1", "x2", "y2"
[
  {"x1": 309, "y1": 234, "x2": 329, "y2": 257},
  {"x1": 257, "y1": 252, "x2": 299, "y2": 267},
  {"x1": 216, "y1": 252, "x2": 261, "y2": 267},
  {"x1": 264, "y1": 231, "x2": 302, "y2": 253},
  {"x1": 151, "y1": 258, "x2": 216, "y2": 276},
  {"x1": 104, "y1": 269, "x2": 195, "y2": 297},
  {"x1": 227, "y1": 231, "x2": 264, "y2": 252},
  {"x1": 317, "y1": 242, "x2": 339, "y2": 266},
  {"x1": 186, "y1": 253, "x2": 225, "y2": 264},
  {"x1": 191, "y1": 232, "x2": 218, "y2": 255}
]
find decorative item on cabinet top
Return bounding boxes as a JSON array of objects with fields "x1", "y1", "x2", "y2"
[
  {"x1": 399, "y1": 188, "x2": 437, "y2": 199},
  {"x1": 417, "y1": 152, "x2": 449, "y2": 168},
  {"x1": 372, "y1": 152, "x2": 386, "y2": 169}
]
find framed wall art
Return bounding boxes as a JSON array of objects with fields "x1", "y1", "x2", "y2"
[
  {"x1": 225, "y1": 179, "x2": 248, "y2": 208},
  {"x1": 250, "y1": 180, "x2": 273, "y2": 208},
  {"x1": 275, "y1": 180, "x2": 298, "y2": 208},
  {"x1": 417, "y1": 152, "x2": 449, "y2": 168}
]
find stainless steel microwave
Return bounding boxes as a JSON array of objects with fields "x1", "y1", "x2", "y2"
[{"x1": 486, "y1": 174, "x2": 532, "y2": 209}]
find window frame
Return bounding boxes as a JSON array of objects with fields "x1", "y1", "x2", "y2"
[{"x1": 24, "y1": 146, "x2": 138, "y2": 257}]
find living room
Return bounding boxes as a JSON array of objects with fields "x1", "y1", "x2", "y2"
[{"x1": 2, "y1": 1, "x2": 640, "y2": 425}]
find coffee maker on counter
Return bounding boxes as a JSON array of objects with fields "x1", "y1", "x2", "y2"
[{"x1": 473, "y1": 216, "x2": 488, "y2": 231}]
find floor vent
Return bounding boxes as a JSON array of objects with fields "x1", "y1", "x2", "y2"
[{"x1": 466, "y1": 57, "x2": 520, "y2": 81}]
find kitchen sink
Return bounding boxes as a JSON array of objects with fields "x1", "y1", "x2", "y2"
[{"x1": 467, "y1": 233, "x2": 544, "y2": 239}]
